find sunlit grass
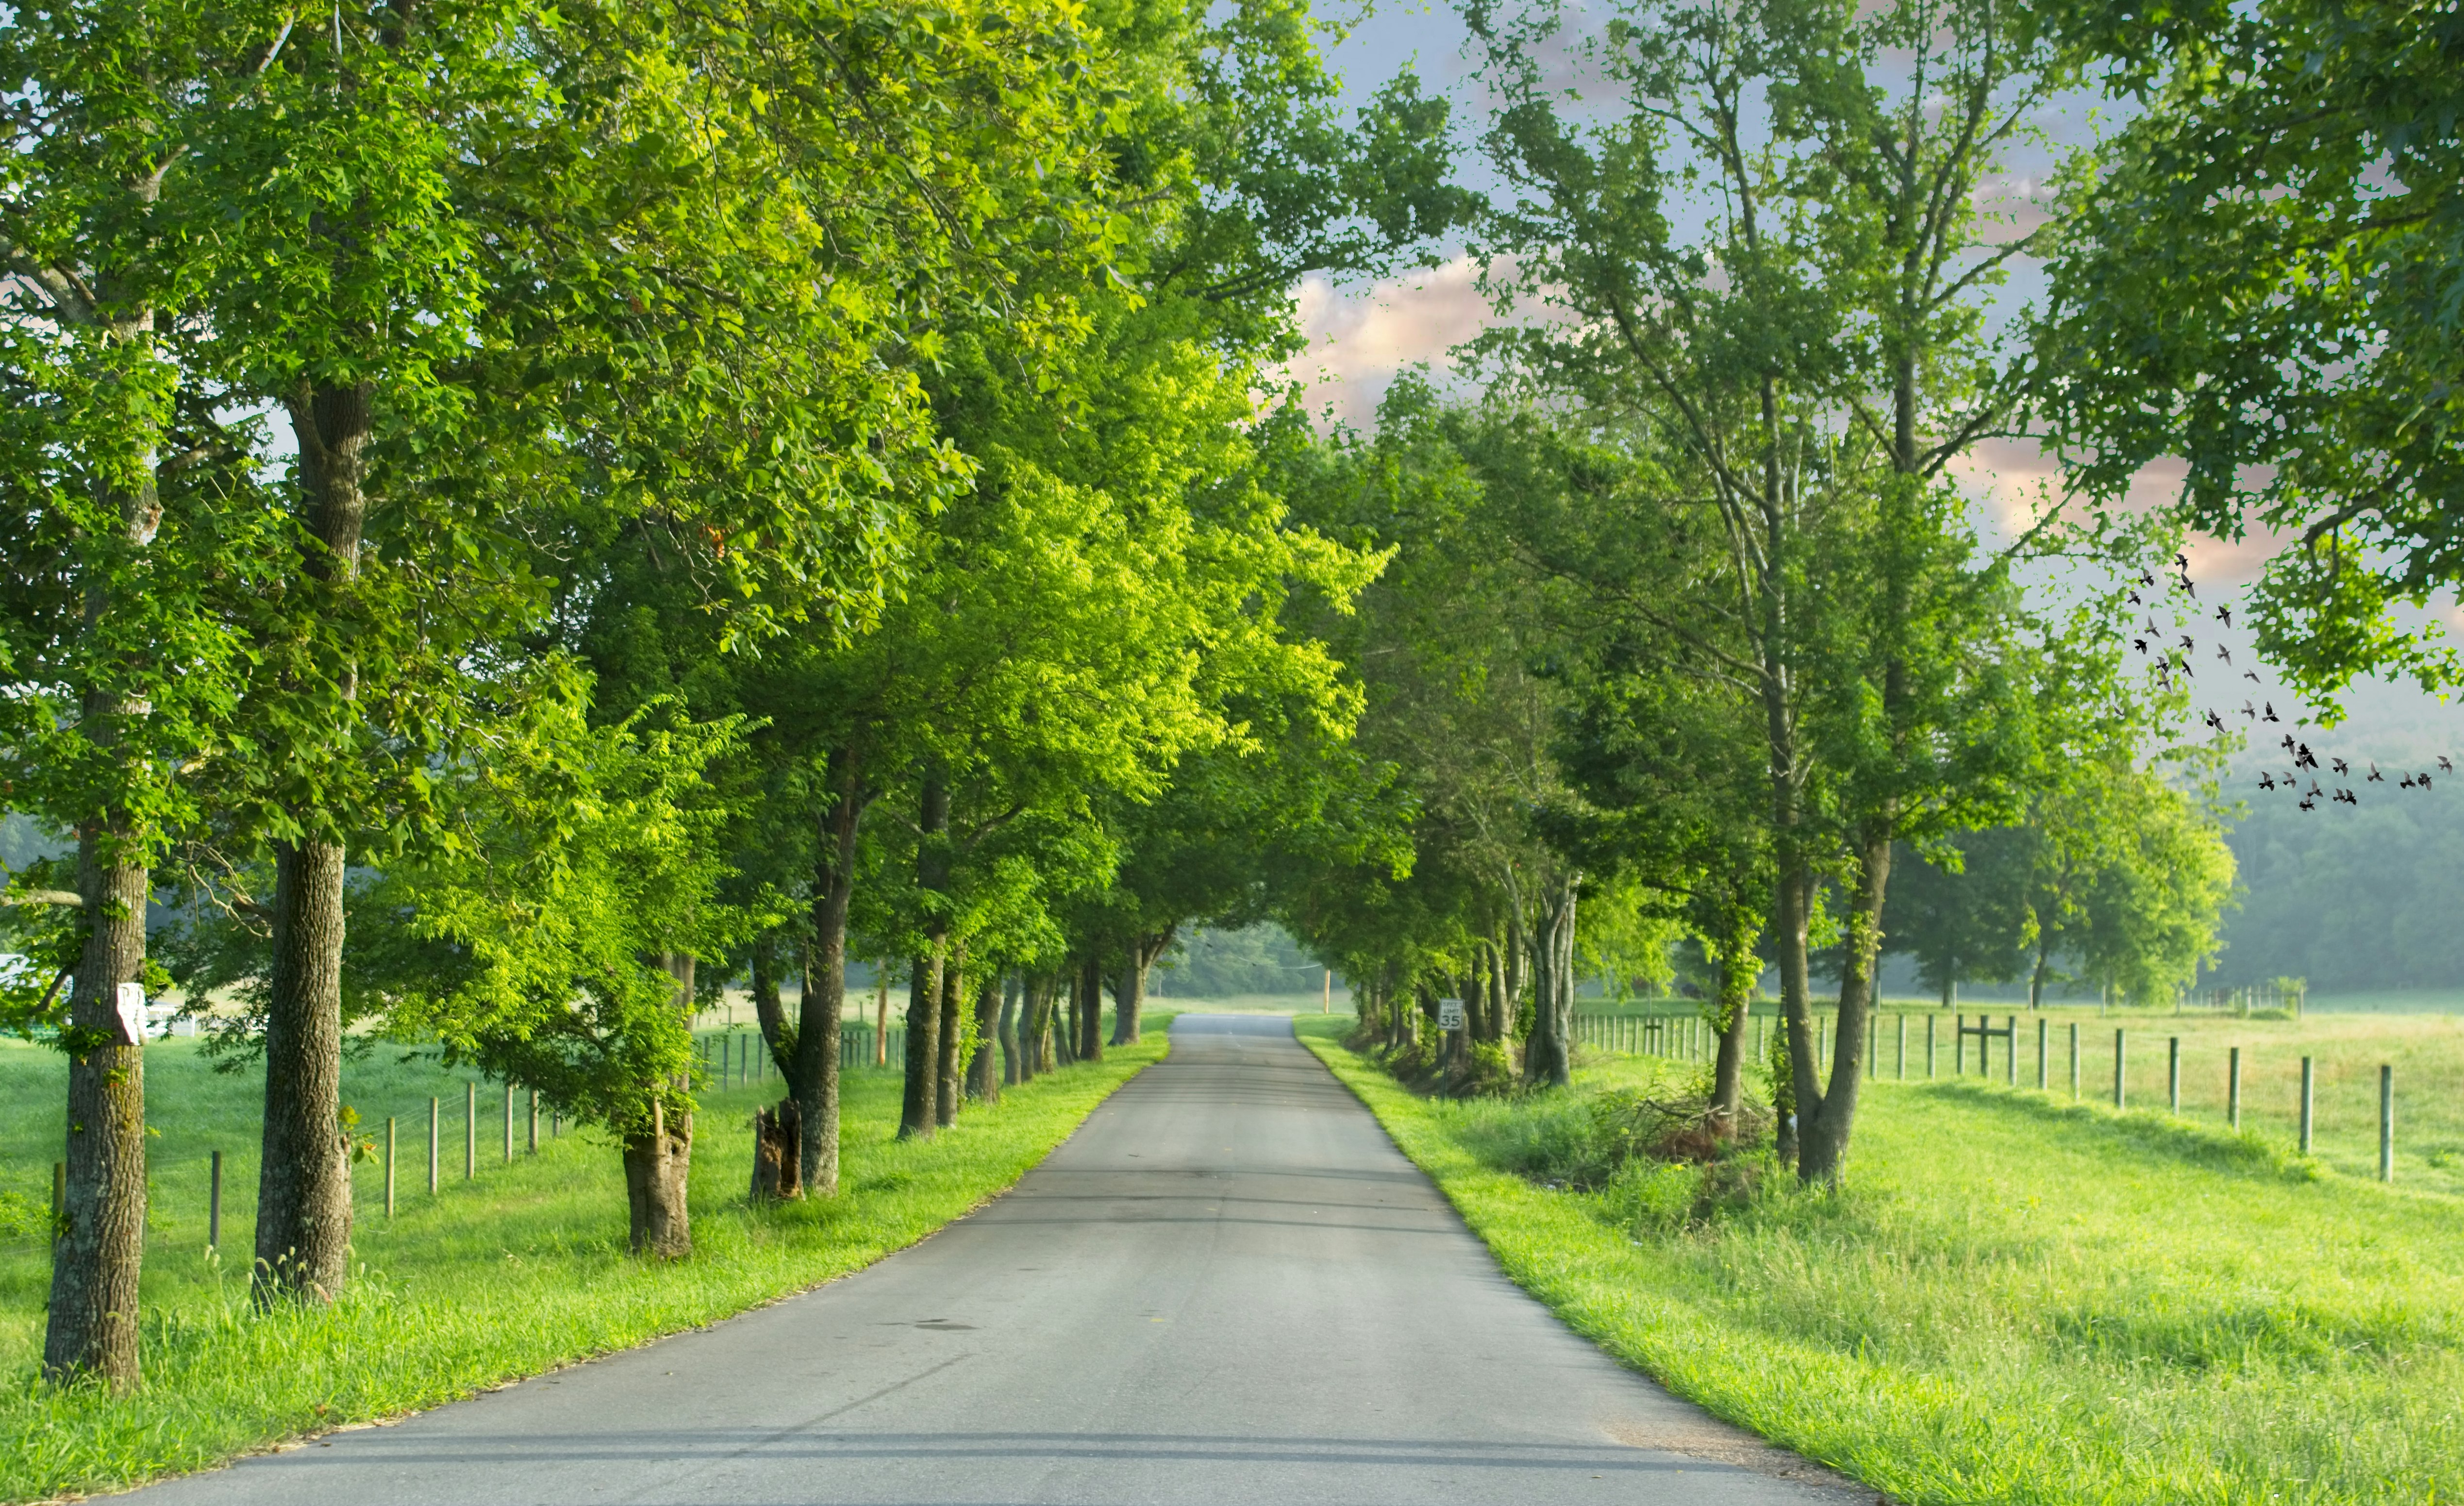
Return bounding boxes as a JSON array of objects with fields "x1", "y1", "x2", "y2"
[
  {"x1": 1300, "y1": 1013, "x2": 2464, "y2": 1506},
  {"x1": 0, "y1": 1021, "x2": 1169, "y2": 1503}
]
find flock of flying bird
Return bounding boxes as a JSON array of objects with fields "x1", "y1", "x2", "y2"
[{"x1": 2129, "y1": 553, "x2": 2449, "y2": 812}]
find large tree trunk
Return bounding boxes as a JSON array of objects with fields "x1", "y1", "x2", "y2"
[
  {"x1": 1074, "y1": 953, "x2": 1104, "y2": 1064},
  {"x1": 46, "y1": 392, "x2": 161, "y2": 1384},
  {"x1": 627, "y1": 954, "x2": 696, "y2": 1255},
  {"x1": 970, "y1": 971, "x2": 1002, "y2": 1101},
  {"x1": 998, "y1": 974, "x2": 1022, "y2": 1087},
  {"x1": 45, "y1": 828, "x2": 148, "y2": 1386},
  {"x1": 255, "y1": 838, "x2": 353, "y2": 1304},
  {"x1": 623, "y1": 1096, "x2": 692, "y2": 1257},
  {"x1": 1521, "y1": 880, "x2": 1579, "y2": 1088},
  {"x1": 1798, "y1": 833, "x2": 1892, "y2": 1183},
  {"x1": 255, "y1": 379, "x2": 372, "y2": 1307},
  {"x1": 796, "y1": 751, "x2": 862, "y2": 1194},
  {"x1": 899, "y1": 774, "x2": 949, "y2": 1139},
  {"x1": 1111, "y1": 940, "x2": 1150, "y2": 1047},
  {"x1": 1709, "y1": 908, "x2": 1759, "y2": 1127},
  {"x1": 935, "y1": 944, "x2": 965, "y2": 1127}
]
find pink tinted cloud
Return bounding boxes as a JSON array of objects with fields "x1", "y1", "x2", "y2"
[{"x1": 1280, "y1": 258, "x2": 1498, "y2": 427}]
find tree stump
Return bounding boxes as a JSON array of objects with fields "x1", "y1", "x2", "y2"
[{"x1": 750, "y1": 1100, "x2": 802, "y2": 1201}]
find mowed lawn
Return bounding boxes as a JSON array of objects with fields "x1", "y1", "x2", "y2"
[
  {"x1": 1300, "y1": 1013, "x2": 2464, "y2": 1506},
  {"x1": 0, "y1": 1021, "x2": 1171, "y2": 1504}
]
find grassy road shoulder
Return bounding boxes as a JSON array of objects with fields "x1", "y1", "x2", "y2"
[
  {"x1": 1298, "y1": 1015, "x2": 2464, "y2": 1506},
  {"x1": 0, "y1": 1021, "x2": 1171, "y2": 1503}
]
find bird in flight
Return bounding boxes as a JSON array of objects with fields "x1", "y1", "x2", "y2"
[
  {"x1": 2264, "y1": 703, "x2": 2281, "y2": 722},
  {"x1": 2205, "y1": 710, "x2": 2226, "y2": 732},
  {"x1": 2441, "y1": 756, "x2": 2454, "y2": 774},
  {"x1": 2217, "y1": 644, "x2": 2231, "y2": 664},
  {"x1": 2369, "y1": 763, "x2": 2385, "y2": 783},
  {"x1": 2244, "y1": 670, "x2": 2261, "y2": 683},
  {"x1": 2331, "y1": 757, "x2": 2351, "y2": 776},
  {"x1": 2402, "y1": 774, "x2": 2417, "y2": 789},
  {"x1": 2217, "y1": 605, "x2": 2233, "y2": 628},
  {"x1": 2133, "y1": 637, "x2": 2148, "y2": 654},
  {"x1": 2280, "y1": 734, "x2": 2298, "y2": 753},
  {"x1": 2424, "y1": 774, "x2": 2436, "y2": 790},
  {"x1": 2241, "y1": 700, "x2": 2257, "y2": 719},
  {"x1": 2179, "y1": 634, "x2": 2196, "y2": 651},
  {"x1": 2260, "y1": 772, "x2": 2277, "y2": 790},
  {"x1": 2129, "y1": 591, "x2": 2143, "y2": 605},
  {"x1": 2300, "y1": 795, "x2": 2317, "y2": 811}
]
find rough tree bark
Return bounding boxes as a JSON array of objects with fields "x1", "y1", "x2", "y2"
[
  {"x1": 796, "y1": 749, "x2": 862, "y2": 1194},
  {"x1": 46, "y1": 834, "x2": 148, "y2": 1386},
  {"x1": 969, "y1": 971, "x2": 1002, "y2": 1102},
  {"x1": 899, "y1": 773, "x2": 949, "y2": 1140},
  {"x1": 624, "y1": 954, "x2": 694, "y2": 1257},
  {"x1": 935, "y1": 944, "x2": 965, "y2": 1127},
  {"x1": 256, "y1": 379, "x2": 373, "y2": 1307},
  {"x1": 1520, "y1": 880, "x2": 1580, "y2": 1088},
  {"x1": 1074, "y1": 953, "x2": 1103, "y2": 1064},
  {"x1": 43, "y1": 313, "x2": 161, "y2": 1383},
  {"x1": 1111, "y1": 933, "x2": 1164, "y2": 1047},
  {"x1": 997, "y1": 974, "x2": 1021, "y2": 1087},
  {"x1": 1708, "y1": 909, "x2": 1760, "y2": 1128},
  {"x1": 1798, "y1": 831, "x2": 1891, "y2": 1183}
]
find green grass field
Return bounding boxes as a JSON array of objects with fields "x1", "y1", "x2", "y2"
[
  {"x1": 1300, "y1": 1012, "x2": 2464, "y2": 1506},
  {"x1": 0, "y1": 1019, "x2": 1171, "y2": 1504},
  {"x1": 1570, "y1": 1001, "x2": 2464, "y2": 1197}
]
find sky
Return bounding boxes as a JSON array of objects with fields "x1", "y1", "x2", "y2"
[{"x1": 1284, "y1": 0, "x2": 2464, "y2": 782}]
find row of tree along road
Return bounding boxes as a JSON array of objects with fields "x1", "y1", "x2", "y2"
[{"x1": 2, "y1": 0, "x2": 2450, "y2": 1404}]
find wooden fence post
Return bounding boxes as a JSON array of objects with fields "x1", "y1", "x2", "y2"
[{"x1": 2298, "y1": 1056, "x2": 2314, "y2": 1155}]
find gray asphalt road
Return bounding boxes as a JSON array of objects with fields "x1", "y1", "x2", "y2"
[{"x1": 126, "y1": 1015, "x2": 1869, "y2": 1505}]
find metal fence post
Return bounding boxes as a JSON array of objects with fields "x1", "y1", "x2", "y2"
[
  {"x1": 385, "y1": 1118, "x2": 396, "y2": 1219},
  {"x1": 1928, "y1": 1014, "x2": 1937, "y2": 1078},
  {"x1": 428, "y1": 1097, "x2": 439, "y2": 1194},
  {"x1": 2114, "y1": 1029, "x2": 2127, "y2": 1110},
  {"x1": 2228, "y1": 1047, "x2": 2242, "y2": 1132},
  {"x1": 2070, "y1": 1022, "x2": 2081, "y2": 1099},
  {"x1": 2006, "y1": 1017, "x2": 2017, "y2": 1087},
  {"x1": 465, "y1": 1082, "x2": 476, "y2": 1179},
  {"x1": 1898, "y1": 1014, "x2": 1908, "y2": 1080},
  {"x1": 2168, "y1": 1036, "x2": 2181, "y2": 1113},
  {"x1": 2380, "y1": 1065, "x2": 2394, "y2": 1182},
  {"x1": 2036, "y1": 1017, "x2": 2048, "y2": 1090},
  {"x1": 209, "y1": 1151, "x2": 222, "y2": 1249},
  {"x1": 1955, "y1": 1014, "x2": 1966, "y2": 1075},
  {"x1": 504, "y1": 1081, "x2": 514, "y2": 1164}
]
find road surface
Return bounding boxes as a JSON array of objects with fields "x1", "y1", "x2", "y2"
[{"x1": 126, "y1": 1015, "x2": 1870, "y2": 1505}]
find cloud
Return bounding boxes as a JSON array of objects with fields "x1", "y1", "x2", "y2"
[{"x1": 1278, "y1": 258, "x2": 1498, "y2": 427}]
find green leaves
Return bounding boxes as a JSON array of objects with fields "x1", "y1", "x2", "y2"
[{"x1": 2046, "y1": 0, "x2": 2464, "y2": 703}]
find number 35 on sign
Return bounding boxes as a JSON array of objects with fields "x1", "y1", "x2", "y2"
[{"x1": 1436, "y1": 998, "x2": 1465, "y2": 1031}]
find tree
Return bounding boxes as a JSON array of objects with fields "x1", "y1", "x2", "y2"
[
  {"x1": 1879, "y1": 829, "x2": 2032, "y2": 1009},
  {"x1": 349, "y1": 703, "x2": 746, "y2": 1256},
  {"x1": 1468, "y1": 0, "x2": 2054, "y2": 1179},
  {"x1": 2046, "y1": 0, "x2": 2464, "y2": 707},
  {"x1": 0, "y1": 4, "x2": 300, "y2": 1381}
]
